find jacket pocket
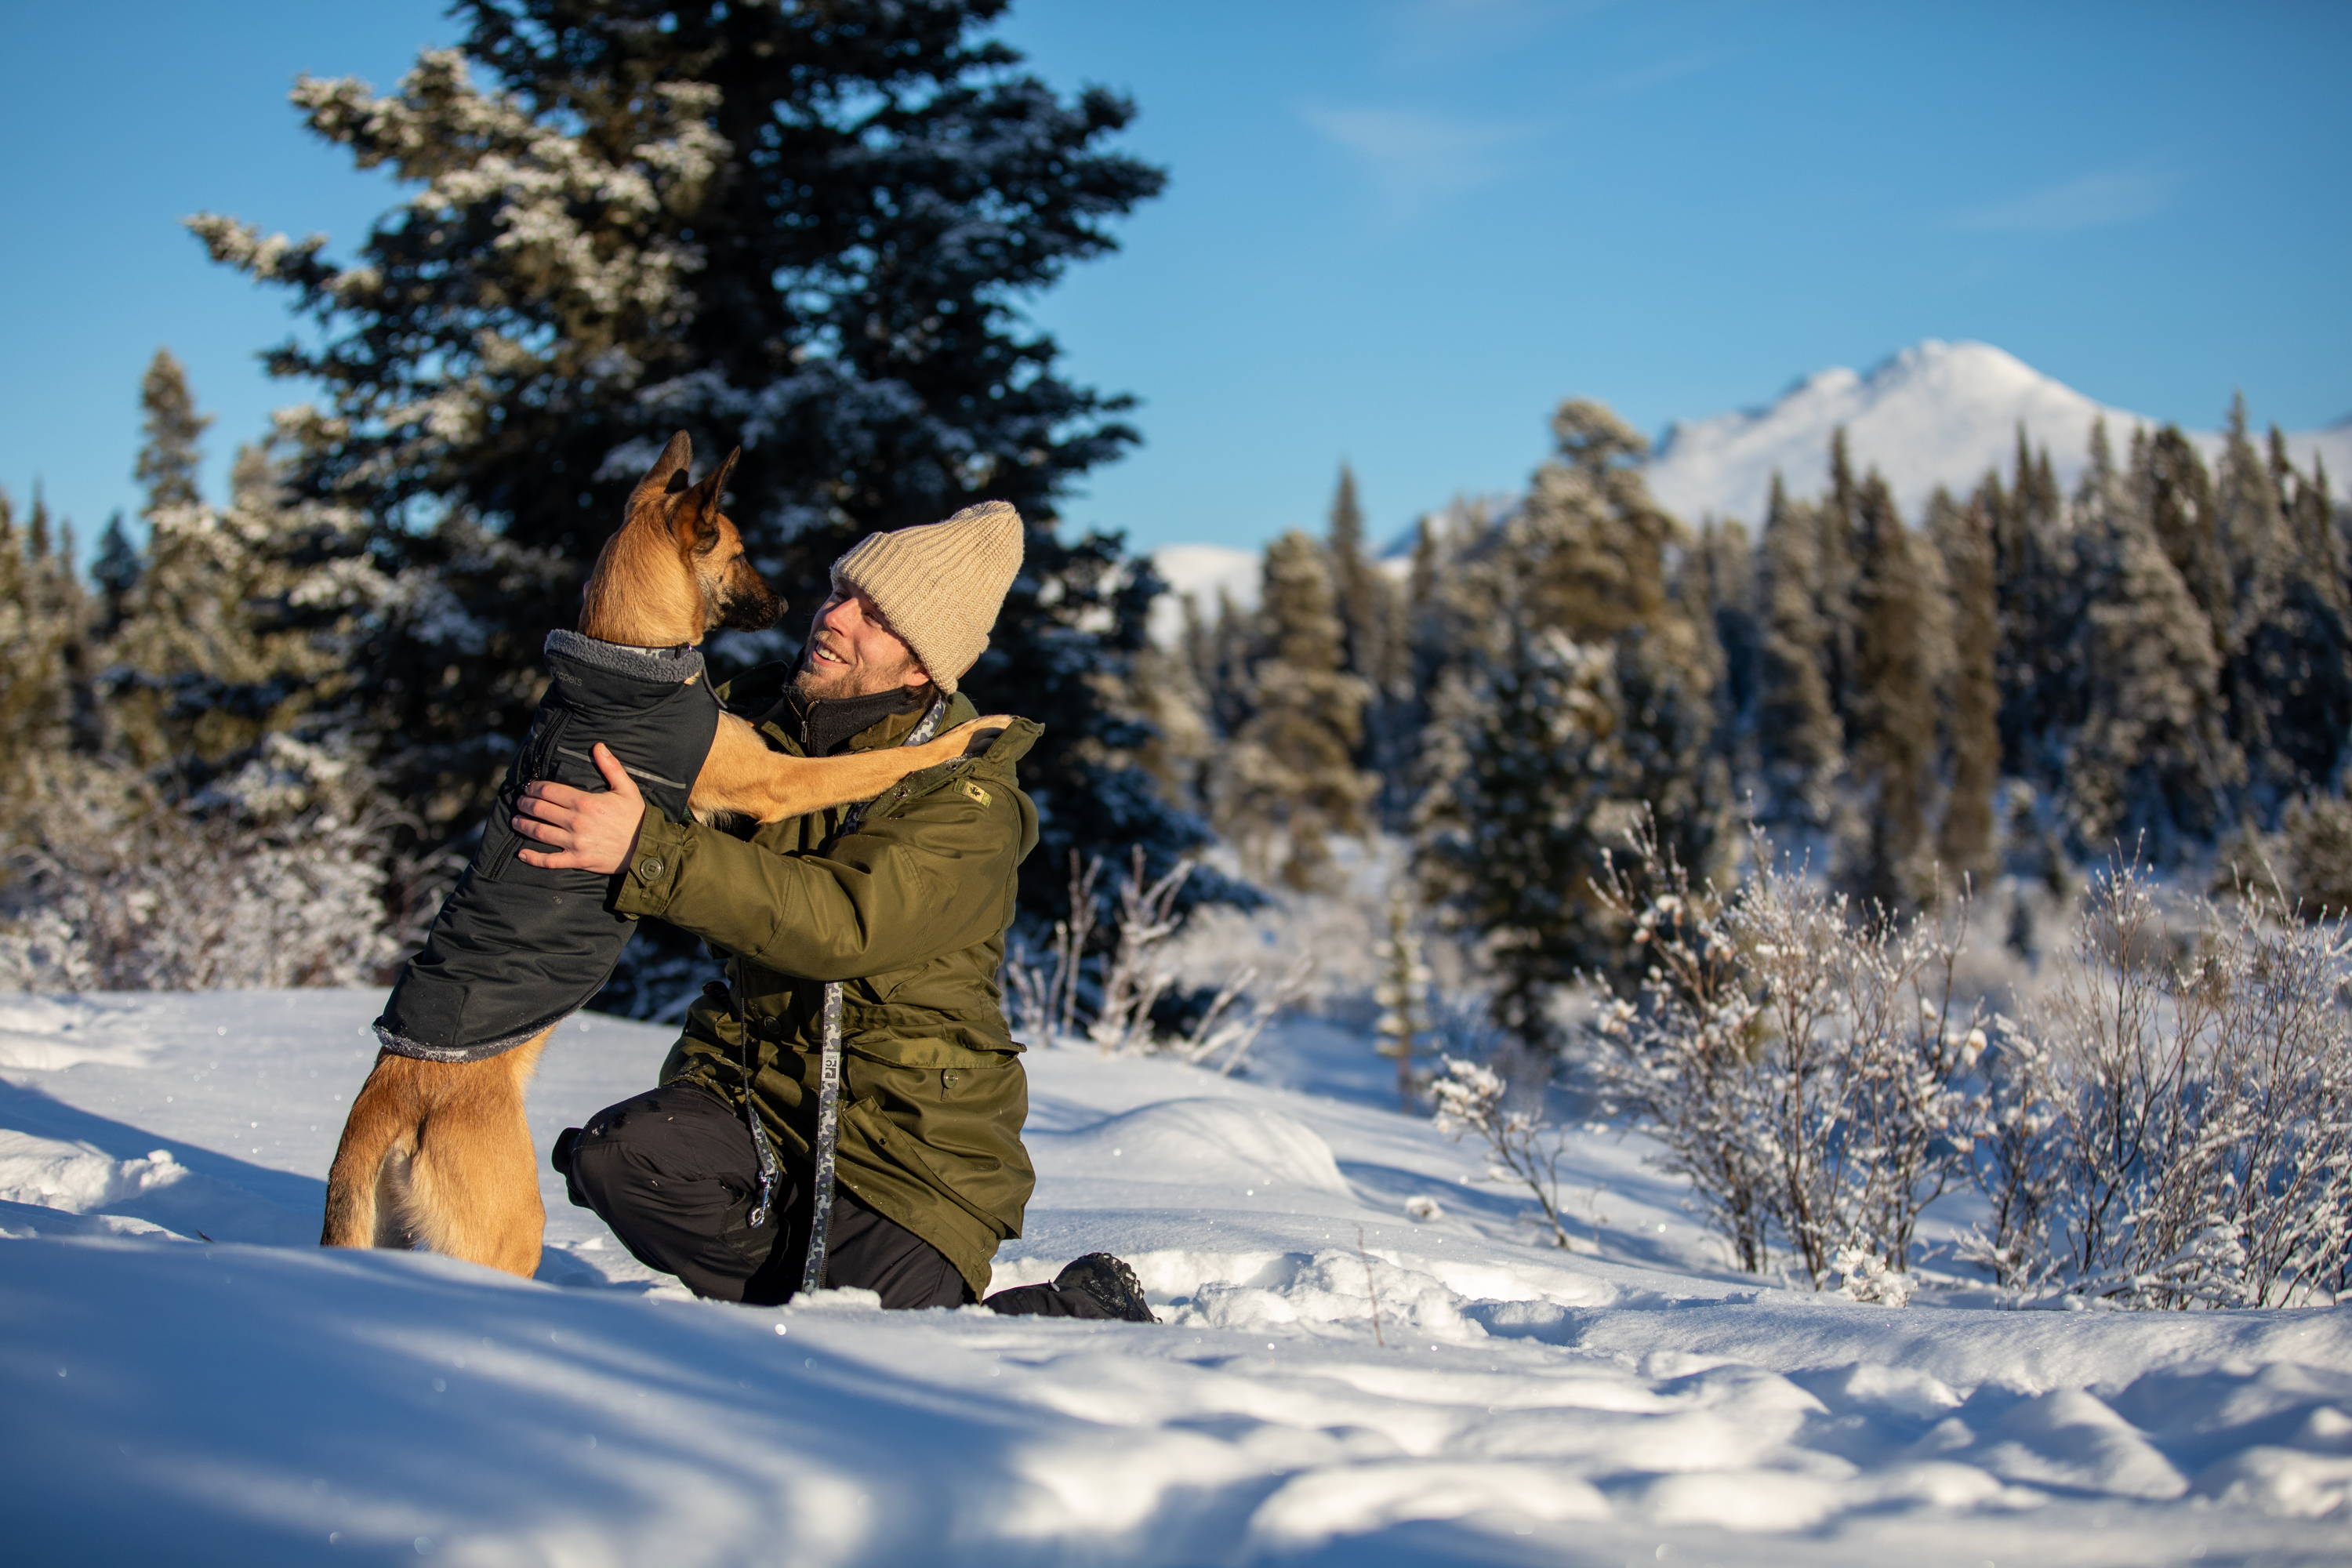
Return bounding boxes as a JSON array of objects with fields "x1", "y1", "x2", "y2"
[{"x1": 840, "y1": 1031, "x2": 1007, "y2": 1070}]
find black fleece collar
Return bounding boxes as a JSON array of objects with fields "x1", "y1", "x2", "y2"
[{"x1": 786, "y1": 684, "x2": 927, "y2": 756}]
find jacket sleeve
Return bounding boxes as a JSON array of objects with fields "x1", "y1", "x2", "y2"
[{"x1": 612, "y1": 787, "x2": 1015, "y2": 982}]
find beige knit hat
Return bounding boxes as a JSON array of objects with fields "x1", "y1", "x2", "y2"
[{"x1": 829, "y1": 501, "x2": 1025, "y2": 692}]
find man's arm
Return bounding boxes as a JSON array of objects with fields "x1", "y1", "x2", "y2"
[
  {"x1": 615, "y1": 792, "x2": 1017, "y2": 981},
  {"x1": 511, "y1": 739, "x2": 1018, "y2": 979}
]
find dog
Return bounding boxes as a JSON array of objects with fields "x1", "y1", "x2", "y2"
[{"x1": 321, "y1": 431, "x2": 1011, "y2": 1276}]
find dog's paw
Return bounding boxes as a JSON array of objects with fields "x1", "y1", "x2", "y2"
[{"x1": 943, "y1": 715, "x2": 1014, "y2": 754}]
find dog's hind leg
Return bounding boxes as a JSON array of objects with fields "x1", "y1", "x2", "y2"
[
  {"x1": 403, "y1": 1033, "x2": 552, "y2": 1278},
  {"x1": 322, "y1": 1050, "x2": 423, "y2": 1250}
]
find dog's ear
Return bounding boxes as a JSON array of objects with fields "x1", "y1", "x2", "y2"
[
  {"x1": 630, "y1": 431, "x2": 695, "y2": 513},
  {"x1": 674, "y1": 446, "x2": 741, "y2": 557}
]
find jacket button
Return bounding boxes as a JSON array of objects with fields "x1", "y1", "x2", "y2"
[{"x1": 637, "y1": 856, "x2": 663, "y2": 879}]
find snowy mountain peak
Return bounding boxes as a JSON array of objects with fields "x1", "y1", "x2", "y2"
[
  {"x1": 1646, "y1": 338, "x2": 2350, "y2": 528},
  {"x1": 1149, "y1": 341, "x2": 2350, "y2": 633}
]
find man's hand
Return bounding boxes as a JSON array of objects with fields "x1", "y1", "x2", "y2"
[{"x1": 514, "y1": 742, "x2": 646, "y2": 874}]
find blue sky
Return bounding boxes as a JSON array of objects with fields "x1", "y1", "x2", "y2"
[{"x1": 3, "y1": 0, "x2": 2346, "y2": 557}]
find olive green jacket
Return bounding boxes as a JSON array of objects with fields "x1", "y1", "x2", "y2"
[{"x1": 610, "y1": 664, "x2": 1041, "y2": 1298}]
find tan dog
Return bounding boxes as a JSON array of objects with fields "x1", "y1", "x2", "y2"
[{"x1": 321, "y1": 432, "x2": 1009, "y2": 1276}]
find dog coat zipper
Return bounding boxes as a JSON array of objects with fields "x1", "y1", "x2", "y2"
[{"x1": 797, "y1": 696, "x2": 949, "y2": 1296}]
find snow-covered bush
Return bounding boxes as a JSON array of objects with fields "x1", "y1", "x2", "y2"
[
  {"x1": 1590, "y1": 820, "x2": 1984, "y2": 1283},
  {"x1": 0, "y1": 746, "x2": 401, "y2": 991},
  {"x1": 1969, "y1": 864, "x2": 2352, "y2": 1308},
  {"x1": 1004, "y1": 848, "x2": 1304, "y2": 1072},
  {"x1": 1430, "y1": 1054, "x2": 1576, "y2": 1248}
]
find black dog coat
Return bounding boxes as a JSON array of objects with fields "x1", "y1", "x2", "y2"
[{"x1": 374, "y1": 631, "x2": 720, "y2": 1063}]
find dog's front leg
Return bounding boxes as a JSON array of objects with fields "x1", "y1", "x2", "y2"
[{"x1": 691, "y1": 712, "x2": 1012, "y2": 824}]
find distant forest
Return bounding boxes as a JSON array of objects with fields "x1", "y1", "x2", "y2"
[{"x1": 1153, "y1": 395, "x2": 2349, "y2": 1051}]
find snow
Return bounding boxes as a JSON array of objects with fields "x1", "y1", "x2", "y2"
[
  {"x1": 1643, "y1": 339, "x2": 2352, "y2": 528},
  {"x1": 7, "y1": 988, "x2": 2352, "y2": 1564}
]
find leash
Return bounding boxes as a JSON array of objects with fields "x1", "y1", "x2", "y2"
[{"x1": 787, "y1": 695, "x2": 949, "y2": 1297}]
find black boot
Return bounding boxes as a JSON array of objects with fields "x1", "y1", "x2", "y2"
[{"x1": 1054, "y1": 1253, "x2": 1157, "y2": 1323}]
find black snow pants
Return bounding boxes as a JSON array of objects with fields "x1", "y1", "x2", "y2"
[{"x1": 554, "y1": 1081, "x2": 1113, "y2": 1318}]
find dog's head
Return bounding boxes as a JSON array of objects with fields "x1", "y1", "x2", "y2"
[{"x1": 586, "y1": 432, "x2": 785, "y2": 644}]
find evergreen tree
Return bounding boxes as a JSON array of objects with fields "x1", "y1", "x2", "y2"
[
  {"x1": 1686, "y1": 518, "x2": 1760, "y2": 803},
  {"x1": 0, "y1": 492, "x2": 81, "y2": 786},
  {"x1": 2068, "y1": 432, "x2": 2236, "y2": 858},
  {"x1": 1756, "y1": 474, "x2": 1841, "y2": 828},
  {"x1": 1218, "y1": 530, "x2": 1371, "y2": 889},
  {"x1": 102, "y1": 362, "x2": 321, "y2": 772},
  {"x1": 1418, "y1": 618, "x2": 1617, "y2": 1056},
  {"x1": 191, "y1": 1, "x2": 1190, "y2": 942},
  {"x1": 90, "y1": 512, "x2": 139, "y2": 640},
  {"x1": 1325, "y1": 463, "x2": 1383, "y2": 686},
  {"x1": 1929, "y1": 485, "x2": 1998, "y2": 884},
  {"x1": 2143, "y1": 425, "x2": 2228, "y2": 644},
  {"x1": 134, "y1": 348, "x2": 211, "y2": 516},
  {"x1": 2214, "y1": 397, "x2": 2352, "y2": 810},
  {"x1": 1416, "y1": 398, "x2": 1721, "y2": 1048},
  {"x1": 1846, "y1": 471, "x2": 1936, "y2": 909},
  {"x1": 1818, "y1": 429, "x2": 1863, "y2": 741},
  {"x1": 1324, "y1": 463, "x2": 1412, "y2": 824}
]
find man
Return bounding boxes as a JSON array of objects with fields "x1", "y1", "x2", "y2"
[{"x1": 512, "y1": 501, "x2": 1152, "y2": 1320}]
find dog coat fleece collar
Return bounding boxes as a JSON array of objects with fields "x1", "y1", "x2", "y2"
[{"x1": 373, "y1": 633, "x2": 722, "y2": 1063}]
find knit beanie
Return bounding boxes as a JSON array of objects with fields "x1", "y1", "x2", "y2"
[{"x1": 829, "y1": 501, "x2": 1025, "y2": 692}]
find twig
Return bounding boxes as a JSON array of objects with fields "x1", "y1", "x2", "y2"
[{"x1": 1356, "y1": 1225, "x2": 1385, "y2": 1347}]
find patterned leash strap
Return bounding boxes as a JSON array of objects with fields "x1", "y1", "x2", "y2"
[
  {"x1": 737, "y1": 973, "x2": 784, "y2": 1231},
  {"x1": 798, "y1": 695, "x2": 949, "y2": 1296}
]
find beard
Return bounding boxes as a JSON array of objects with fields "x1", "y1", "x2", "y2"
[{"x1": 790, "y1": 635, "x2": 918, "y2": 701}]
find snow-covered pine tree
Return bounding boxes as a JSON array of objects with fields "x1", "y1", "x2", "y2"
[
  {"x1": 190, "y1": 1, "x2": 1199, "y2": 967},
  {"x1": 1128, "y1": 629, "x2": 1215, "y2": 825},
  {"x1": 1928, "y1": 485, "x2": 1998, "y2": 885},
  {"x1": 2214, "y1": 399, "x2": 2352, "y2": 815},
  {"x1": 1416, "y1": 397, "x2": 1722, "y2": 1043},
  {"x1": 1818, "y1": 429, "x2": 1864, "y2": 743},
  {"x1": 2143, "y1": 425, "x2": 2230, "y2": 644},
  {"x1": 1418, "y1": 615, "x2": 1617, "y2": 1057},
  {"x1": 97, "y1": 355, "x2": 354, "y2": 781},
  {"x1": 89, "y1": 514, "x2": 138, "y2": 642},
  {"x1": 103, "y1": 350, "x2": 256, "y2": 770},
  {"x1": 1991, "y1": 427, "x2": 2080, "y2": 789},
  {"x1": 1325, "y1": 464, "x2": 1385, "y2": 697},
  {"x1": 1684, "y1": 518, "x2": 1760, "y2": 809},
  {"x1": 2066, "y1": 423, "x2": 2236, "y2": 859},
  {"x1": 1218, "y1": 530, "x2": 1372, "y2": 889},
  {"x1": 0, "y1": 490, "x2": 85, "y2": 829},
  {"x1": 1756, "y1": 474, "x2": 1842, "y2": 829},
  {"x1": 1324, "y1": 463, "x2": 1412, "y2": 824},
  {"x1": 1846, "y1": 470, "x2": 1940, "y2": 909}
]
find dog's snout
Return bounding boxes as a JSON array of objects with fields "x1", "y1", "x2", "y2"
[{"x1": 721, "y1": 568, "x2": 786, "y2": 632}]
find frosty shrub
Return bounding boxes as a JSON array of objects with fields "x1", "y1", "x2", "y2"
[
  {"x1": 1004, "y1": 848, "x2": 1303, "y2": 1072},
  {"x1": 0, "y1": 746, "x2": 398, "y2": 991},
  {"x1": 1972, "y1": 865, "x2": 2352, "y2": 1308},
  {"x1": 1430, "y1": 1055, "x2": 1575, "y2": 1248},
  {"x1": 1591, "y1": 820, "x2": 1984, "y2": 1282}
]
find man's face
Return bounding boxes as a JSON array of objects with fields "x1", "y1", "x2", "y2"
[{"x1": 791, "y1": 586, "x2": 928, "y2": 700}]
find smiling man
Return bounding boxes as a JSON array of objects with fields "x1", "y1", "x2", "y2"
[{"x1": 514, "y1": 502, "x2": 1154, "y2": 1321}]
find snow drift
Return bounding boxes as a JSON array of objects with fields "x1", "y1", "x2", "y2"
[{"x1": 4, "y1": 989, "x2": 2350, "y2": 1565}]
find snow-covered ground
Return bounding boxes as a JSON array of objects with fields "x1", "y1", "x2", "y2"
[{"x1": 5, "y1": 989, "x2": 2351, "y2": 1566}]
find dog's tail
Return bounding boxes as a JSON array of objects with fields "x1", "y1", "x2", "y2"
[{"x1": 321, "y1": 1051, "x2": 424, "y2": 1250}]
